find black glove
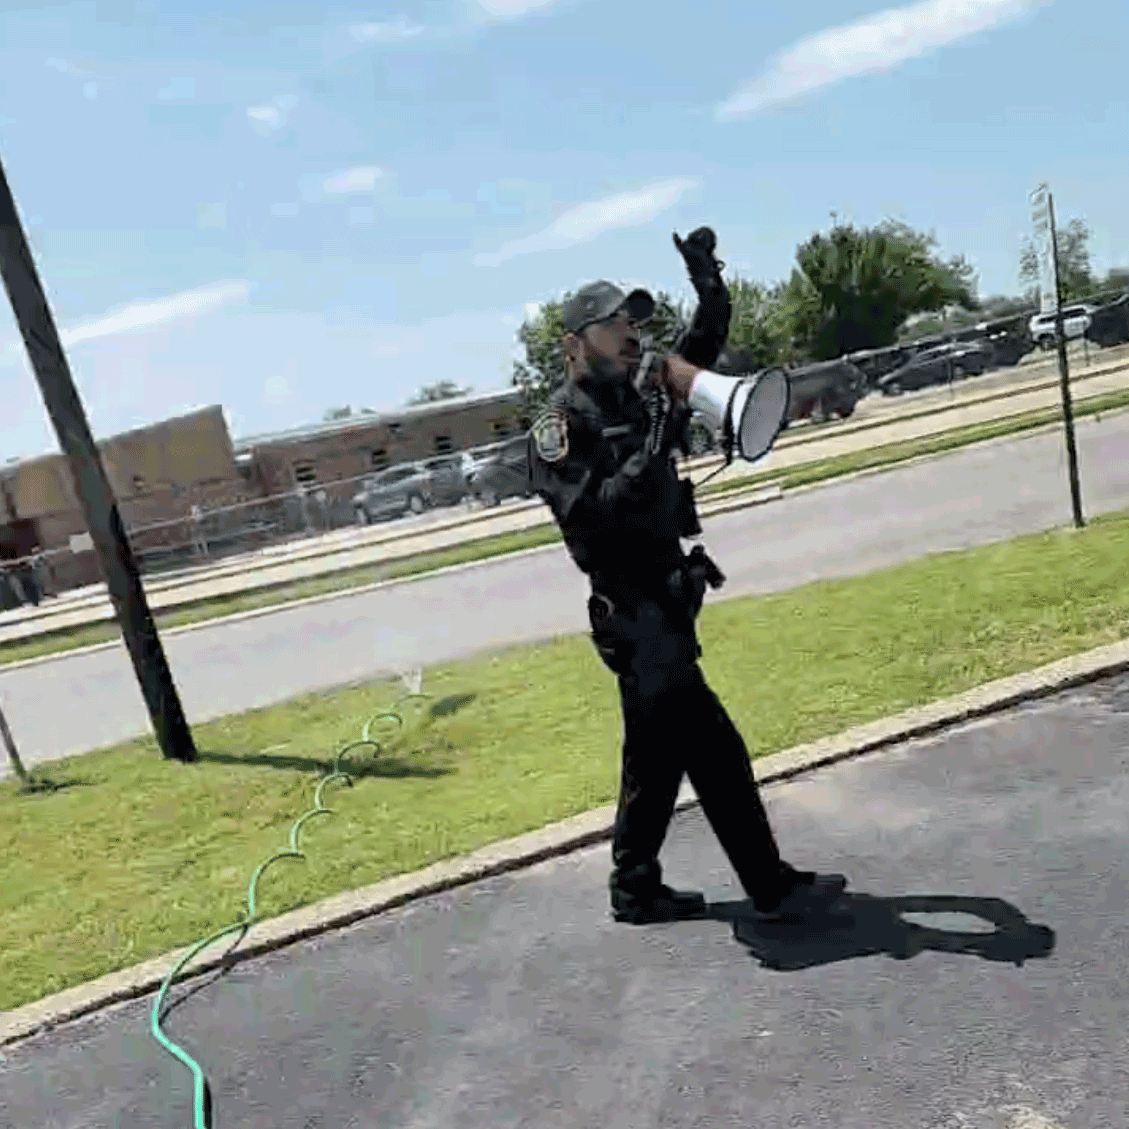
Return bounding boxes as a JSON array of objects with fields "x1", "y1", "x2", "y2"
[
  {"x1": 671, "y1": 227, "x2": 732, "y2": 371},
  {"x1": 672, "y1": 226, "x2": 725, "y2": 291}
]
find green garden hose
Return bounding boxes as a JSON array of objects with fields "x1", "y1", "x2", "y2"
[{"x1": 149, "y1": 687, "x2": 431, "y2": 1129}]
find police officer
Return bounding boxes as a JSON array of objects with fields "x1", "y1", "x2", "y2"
[{"x1": 527, "y1": 230, "x2": 848, "y2": 926}]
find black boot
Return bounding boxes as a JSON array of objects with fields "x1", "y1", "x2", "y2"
[
  {"x1": 611, "y1": 882, "x2": 707, "y2": 925},
  {"x1": 749, "y1": 863, "x2": 849, "y2": 922}
]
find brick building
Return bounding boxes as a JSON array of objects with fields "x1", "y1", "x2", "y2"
[
  {"x1": 236, "y1": 387, "x2": 530, "y2": 510},
  {"x1": 0, "y1": 405, "x2": 247, "y2": 591},
  {"x1": 0, "y1": 388, "x2": 531, "y2": 596}
]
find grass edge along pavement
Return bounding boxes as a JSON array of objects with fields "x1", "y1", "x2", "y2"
[
  {"x1": 4, "y1": 505, "x2": 1129, "y2": 1037},
  {"x1": 3, "y1": 382, "x2": 1129, "y2": 673}
]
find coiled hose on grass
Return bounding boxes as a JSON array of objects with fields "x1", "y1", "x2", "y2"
[{"x1": 149, "y1": 683, "x2": 431, "y2": 1129}]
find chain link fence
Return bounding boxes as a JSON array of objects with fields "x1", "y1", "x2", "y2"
[{"x1": 0, "y1": 461, "x2": 488, "y2": 608}]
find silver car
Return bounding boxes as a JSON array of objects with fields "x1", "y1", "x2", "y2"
[
  {"x1": 352, "y1": 463, "x2": 433, "y2": 524},
  {"x1": 1029, "y1": 305, "x2": 1093, "y2": 349}
]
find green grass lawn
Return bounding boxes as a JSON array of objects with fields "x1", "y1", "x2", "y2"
[
  {"x1": 3, "y1": 390, "x2": 1128, "y2": 673},
  {"x1": 4, "y1": 505, "x2": 1129, "y2": 1012}
]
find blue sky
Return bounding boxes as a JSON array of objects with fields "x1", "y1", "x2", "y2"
[{"x1": 0, "y1": 0, "x2": 1126, "y2": 459}]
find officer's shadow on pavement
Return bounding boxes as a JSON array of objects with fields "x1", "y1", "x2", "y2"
[{"x1": 708, "y1": 893, "x2": 1056, "y2": 972}]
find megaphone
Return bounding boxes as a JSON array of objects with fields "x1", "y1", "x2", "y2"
[{"x1": 688, "y1": 366, "x2": 791, "y2": 464}]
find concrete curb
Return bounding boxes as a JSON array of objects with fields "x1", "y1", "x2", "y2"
[
  {"x1": 3, "y1": 635, "x2": 1128, "y2": 1049},
  {"x1": 0, "y1": 487, "x2": 788, "y2": 674}
]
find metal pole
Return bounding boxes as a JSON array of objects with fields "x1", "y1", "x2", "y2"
[
  {"x1": 0, "y1": 154, "x2": 197, "y2": 761},
  {"x1": 1047, "y1": 193, "x2": 1085, "y2": 529},
  {"x1": 0, "y1": 698, "x2": 30, "y2": 786}
]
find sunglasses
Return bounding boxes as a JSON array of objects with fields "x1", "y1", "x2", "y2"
[{"x1": 590, "y1": 307, "x2": 647, "y2": 330}]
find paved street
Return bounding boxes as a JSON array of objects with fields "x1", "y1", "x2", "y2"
[
  {"x1": 3, "y1": 678, "x2": 1127, "y2": 1128},
  {"x1": 2, "y1": 347, "x2": 1125, "y2": 644},
  {"x1": 2, "y1": 410, "x2": 1129, "y2": 773}
]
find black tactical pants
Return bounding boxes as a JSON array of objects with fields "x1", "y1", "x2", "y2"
[{"x1": 587, "y1": 555, "x2": 784, "y2": 903}]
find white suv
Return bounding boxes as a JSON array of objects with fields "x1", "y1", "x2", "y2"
[{"x1": 1028, "y1": 305, "x2": 1093, "y2": 349}]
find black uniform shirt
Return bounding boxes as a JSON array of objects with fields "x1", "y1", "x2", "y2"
[{"x1": 526, "y1": 375, "x2": 700, "y2": 581}]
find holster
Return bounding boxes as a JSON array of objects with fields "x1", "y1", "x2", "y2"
[
  {"x1": 677, "y1": 478, "x2": 702, "y2": 538},
  {"x1": 664, "y1": 544, "x2": 725, "y2": 623},
  {"x1": 587, "y1": 592, "x2": 633, "y2": 677},
  {"x1": 687, "y1": 543, "x2": 726, "y2": 589}
]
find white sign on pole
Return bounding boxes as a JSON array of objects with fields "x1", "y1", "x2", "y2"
[{"x1": 1029, "y1": 184, "x2": 1059, "y2": 317}]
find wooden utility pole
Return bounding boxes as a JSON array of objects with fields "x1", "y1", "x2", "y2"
[{"x1": 0, "y1": 153, "x2": 197, "y2": 762}]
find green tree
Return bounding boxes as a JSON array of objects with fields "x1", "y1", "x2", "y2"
[
  {"x1": 511, "y1": 287, "x2": 686, "y2": 411},
  {"x1": 722, "y1": 276, "x2": 799, "y2": 369},
  {"x1": 1020, "y1": 217, "x2": 1093, "y2": 303},
  {"x1": 781, "y1": 219, "x2": 978, "y2": 360},
  {"x1": 407, "y1": 380, "x2": 473, "y2": 405}
]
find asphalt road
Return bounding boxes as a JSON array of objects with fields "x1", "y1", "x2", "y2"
[
  {"x1": 4, "y1": 678, "x2": 1127, "y2": 1128},
  {"x1": 1, "y1": 346, "x2": 1122, "y2": 640},
  {"x1": 2, "y1": 410, "x2": 1129, "y2": 774}
]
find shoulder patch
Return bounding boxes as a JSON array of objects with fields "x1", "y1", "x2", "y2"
[{"x1": 532, "y1": 408, "x2": 569, "y2": 463}]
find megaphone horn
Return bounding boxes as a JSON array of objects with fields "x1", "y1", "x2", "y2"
[{"x1": 688, "y1": 366, "x2": 791, "y2": 464}]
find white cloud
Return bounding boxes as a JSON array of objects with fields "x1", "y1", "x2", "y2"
[
  {"x1": 247, "y1": 94, "x2": 298, "y2": 136},
  {"x1": 61, "y1": 281, "x2": 251, "y2": 348},
  {"x1": 349, "y1": 17, "x2": 425, "y2": 42},
  {"x1": 472, "y1": 0, "x2": 561, "y2": 19},
  {"x1": 474, "y1": 177, "x2": 702, "y2": 267},
  {"x1": 716, "y1": 0, "x2": 1053, "y2": 120},
  {"x1": 322, "y1": 165, "x2": 388, "y2": 195}
]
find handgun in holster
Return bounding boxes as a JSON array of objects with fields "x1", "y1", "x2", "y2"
[{"x1": 687, "y1": 543, "x2": 726, "y2": 590}]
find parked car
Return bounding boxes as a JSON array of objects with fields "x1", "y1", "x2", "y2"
[
  {"x1": 686, "y1": 413, "x2": 718, "y2": 456},
  {"x1": 877, "y1": 341, "x2": 993, "y2": 395},
  {"x1": 422, "y1": 455, "x2": 474, "y2": 507},
  {"x1": 468, "y1": 434, "x2": 536, "y2": 507},
  {"x1": 784, "y1": 359, "x2": 867, "y2": 423},
  {"x1": 714, "y1": 350, "x2": 865, "y2": 427},
  {"x1": 1029, "y1": 305, "x2": 1093, "y2": 349},
  {"x1": 982, "y1": 324, "x2": 1033, "y2": 367},
  {"x1": 845, "y1": 345, "x2": 916, "y2": 392},
  {"x1": 352, "y1": 463, "x2": 432, "y2": 524},
  {"x1": 1085, "y1": 293, "x2": 1129, "y2": 347}
]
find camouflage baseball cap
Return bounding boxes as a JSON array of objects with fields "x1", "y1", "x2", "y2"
[{"x1": 561, "y1": 281, "x2": 655, "y2": 334}]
